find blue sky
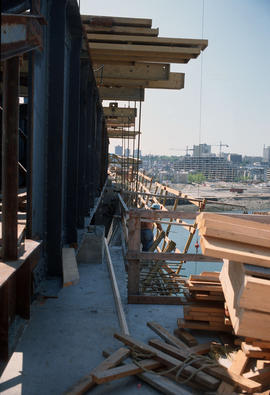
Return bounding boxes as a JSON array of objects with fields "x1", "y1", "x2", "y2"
[{"x1": 80, "y1": 0, "x2": 270, "y2": 157}]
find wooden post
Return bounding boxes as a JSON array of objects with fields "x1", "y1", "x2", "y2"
[
  {"x1": 2, "y1": 57, "x2": 19, "y2": 260},
  {"x1": 127, "y1": 212, "x2": 141, "y2": 295}
]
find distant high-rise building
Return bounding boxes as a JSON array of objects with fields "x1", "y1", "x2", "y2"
[
  {"x1": 193, "y1": 144, "x2": 211, "y2": 157},
  {"x1": 263, "y1": 145, "x2": 270, "y2": 162},
  {"x1": 228, "y1": 154, "x2": 242, "y2": 164},
  {"x1": 115, "y1": 145, "x2": 122, "y2": 156},
  {"x1": 134, "y1": 149, "x2": 142, "y2": 158},
  {"x1": 124, "y1": 148, "x2": 130, "y2": 157}
]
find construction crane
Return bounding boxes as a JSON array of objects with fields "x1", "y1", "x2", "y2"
[
  {"x1": 170, "y1": 146, "x2": 194, "y2": 156},
  {"x1": 211, "y1": 141, "x2": 229, "y2": 157}
]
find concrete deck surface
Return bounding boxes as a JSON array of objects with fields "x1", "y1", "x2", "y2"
[{"x1": 0, "y1": 245, "x2": 203, "y2": 395}]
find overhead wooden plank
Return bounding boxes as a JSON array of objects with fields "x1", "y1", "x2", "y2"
[
  {"x1": 81, "y1": 15, "x2": 153, "y2": 28},
  {"x1": 88, "y1": 33, "x2": 208, "y2": 50},
  {"x1": 100, "y1": 72, "x2": 185, "y2": 90},
  {"x1": 84, "y1": 25, "x2": 159, "y2": 36},
  {"x1": 89, "y1": 42, "x2": 201, "y2": 58},
  {"x1": 200, "y1": 236, "x2": 270, "y2": 268},
  {"x1": 93, "y1": 63, "x2": 169, "y2": 80},
  {"x1": 106, "y1": 116, "x2": 135, "y2": 125},
  {"x1": 103, "y1": 106, "x2": 137, "y2": 117},
  {"x1": 62, "y1": 248, "x2": 79, "y2": 287},
  {"x1": 238, "y1": 276, "x2": 270, "y2": 313},
  {"x1": 91, "y1": 55, "x2": 191, "y2": 65},
  {"x1": 99, "y1": 87, "x2": 144, "y2": 101}
]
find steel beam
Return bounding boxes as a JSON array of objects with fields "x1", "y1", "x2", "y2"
[{"x1": 2, "y1": 57, "x2": 19, "y2": 260}]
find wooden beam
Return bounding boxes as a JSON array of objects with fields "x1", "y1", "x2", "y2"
[
  {"x1": 126, "y1": 251, "x2": 222, "y2": 262},
  {"x1": 91, "y1": 55, "x2": 191, "y2": 65},
  {"x1": 84, "y1": 25, "x2": 159, "y2": 36},
  {"x1": 81, "y1": 15, "x2": 153, "y2": 28},
  {"x1": 147, "y1": 321, "x2": 189, "y2": 350},
  {"x1": 99, "y1": 87, "x2": 144, "y2": 101},
  {"x1": 104, "y1": 238, "x2": 129, "y2": 335},
  {"x1": 88, "y1": 33, "x2": 208, "y2": 50},
  {"x1": 103, "y1": 106, "x2": 137, "y2": 117},
  {"x1": 62, "y1": 248, "x2": 79, "y2": 287},
  {"x1": 94, "y1": 63, "x2": 169, "y2": 80},
  {"x1": 89, "y1": 43, "x2": 201, "y2": 63},
  {"x1": 106, "y1": 116, "x2": 136, "y2": 124},
  {"x1": 100, "y1": 72, "x2": 185, "y2": 90}
]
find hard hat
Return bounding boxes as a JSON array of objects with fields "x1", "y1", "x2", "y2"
[{"x1": 151, "y1": 203, "x2": 161, "y2": 210}]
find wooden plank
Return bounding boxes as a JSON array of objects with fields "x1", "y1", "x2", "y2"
[
  {"x1": 220, "y1": 261, "x2": 270, "y2": 341},
  {"x1": 147, "y1": 321, "x2": 189, "y2": 351},
  {"x1": 104, "y1": 238, "x2": 129, "y2": 335},
  {"x1": 98, "y1": 87, "x2": 144, "y2": 101},
  {"x1": 243, "y1": 367, "x2": 270, "y2": 386},
  {"x1": 173, "y1": 328, "x2": 198, "y2": 347},
  {"x1": 189, "y1": 342, "x2": 213, "y2": 355},
  {"x1": 200, "y1": 236, "x2": 270, "y2": 268},
  {"x1": 126, "y1": 251, "x2": 222, "y2": 262},
  {"x1": 87, "y1": 34, "x2": 208, "y2": 50},
  {"x1": 192, "y1": 293, "x2": 225, "y2": 302},
  {"x1": 185, "y1": 304, "x2": 224, "y2": 313},
  {"x1": 197, "y1": 212, "x2": 270, "y2": 230},
  {"x1": 148, "y1": 338, "x2": 261, "y2": 393},
  {"x1": 62, "y1": 248, "x2": 79, "y2": 287},
  {"x1": 94, "y1": 63, "x2": 169, "y2": 80},
  {"x1": 238, "y1": 276, "x2": 270, "y2": 313},
  {"x1": 100, "y1": 72, "x2": 185, "y2": 90},
  {"x1": 114, "y1": 333, "x2": 220, "y2": 389},
  {"x1": 82, "y1": 15, "x2": 153, "y2": 28},
  {"x1": 90, "y1": 54, "x2": 197, "y2": 65},
  {"x1": 103, "y1": 106, "x2": 137, "y2": 117},
  {"x1": 241, "y1": 342, "x2": 270, "y2": 359},
  {"x1": 198, "y1": 218, "x2": 270, "y2": 248},
  {"x1": 244, "y1": 264, "x2": 270, "y2": 279},
  {"x1": 85, "y1": 25, "x2": 159, "y2": 36},
  {"x1": 177, "y1": 318, "x2": 231, "y2": 333},
  {"x1": 65, "y1": 347, "x2": 130, "y2": 394},
  {"x1": 228, "y1": 350, "x2": 249, "y2": 375},
  {"x1": 92, "y1": 359, "x2": 161, "y2": 384},
  {"x1": 128, "y1": 295, "x2": 187, "y2": 305}
]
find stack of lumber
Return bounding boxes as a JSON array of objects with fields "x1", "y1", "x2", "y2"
[
  {"x1": 197, "y1": 213, "x2": 270, "y2": 267},
  {"x1": 178, "y1": 303, "x2": 232, "y2": 333},
  {"x1": 185, "y1": 271, "x2": 224, "y2": 302},
  {"x1": 197, "y1": 212, "x2": 270, "y2": 342},
  {"x1": 220, "y1": 260, "x2": 270, "y2": 341},
  {"x1": 66, "y1": 321, "x2": 268, "y2": 394}
]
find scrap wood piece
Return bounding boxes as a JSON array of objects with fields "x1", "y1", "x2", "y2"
[
  {"x1": 246, "y1": 339, "x2": 270, "y2": 349},
  {"x1": 173, "y1": 328, "x2": 198, "y2": 347},
  {"x1": 102, "y1": 349, "x2": 191, "y2": 395},
  {"x1": 200, "y1": 236, "x2": 270, "y2": 268},
  {"x1": 229, "y1": 350, "x2": 249, "y2": 375},
  {"x1": 147, "y1": 321, "x2": 189, "y2": 351},
  {"x1": 62, "y1": 247, "x2": 80, "y2": 287},
  {"x1": 92, "y1": 359, "x2": 161, "y2": 384},
  {"x1": 243, "y1": 366, "x2": 270, "y2": 386},
  {"x1": 189, "y1": 342, "x2": 214, "y2": 355},
  {"x1": 241, "y1": 342, "x2": 270, "y2": 359},
  {"x1": 114, "y1": 332, "x2": 220, "y2": 390},
  {"x1": 64, "y1": 347, "x2": 130, "y2": 394},
  {"x1": 148, "y1": 338, "x2": 262, "y2": 393}
]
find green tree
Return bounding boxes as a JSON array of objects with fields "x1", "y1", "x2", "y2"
[{"x1": 188, "y1": 173, "x2": 206, "y2": 184}]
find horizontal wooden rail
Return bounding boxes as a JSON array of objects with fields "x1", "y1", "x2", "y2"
[
  {"x1": 126, "y1": 251, "x2": 222, "y2": 262},
  {"x1": 129, "y1": 209, "x2": 198, "y2": 220}
]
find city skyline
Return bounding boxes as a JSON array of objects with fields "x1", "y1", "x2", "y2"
[{"x1": 81, "y1": 0, "x2": 270, "y2": 157}]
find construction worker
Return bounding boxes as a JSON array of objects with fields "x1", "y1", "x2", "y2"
[{"x1": 141, "y1": 203, "x2": 162, "y2": 251}]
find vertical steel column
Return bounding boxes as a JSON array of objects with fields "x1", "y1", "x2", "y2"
[{"x1": 2, "y1": 57, "x2": 19, "y2": 260}]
